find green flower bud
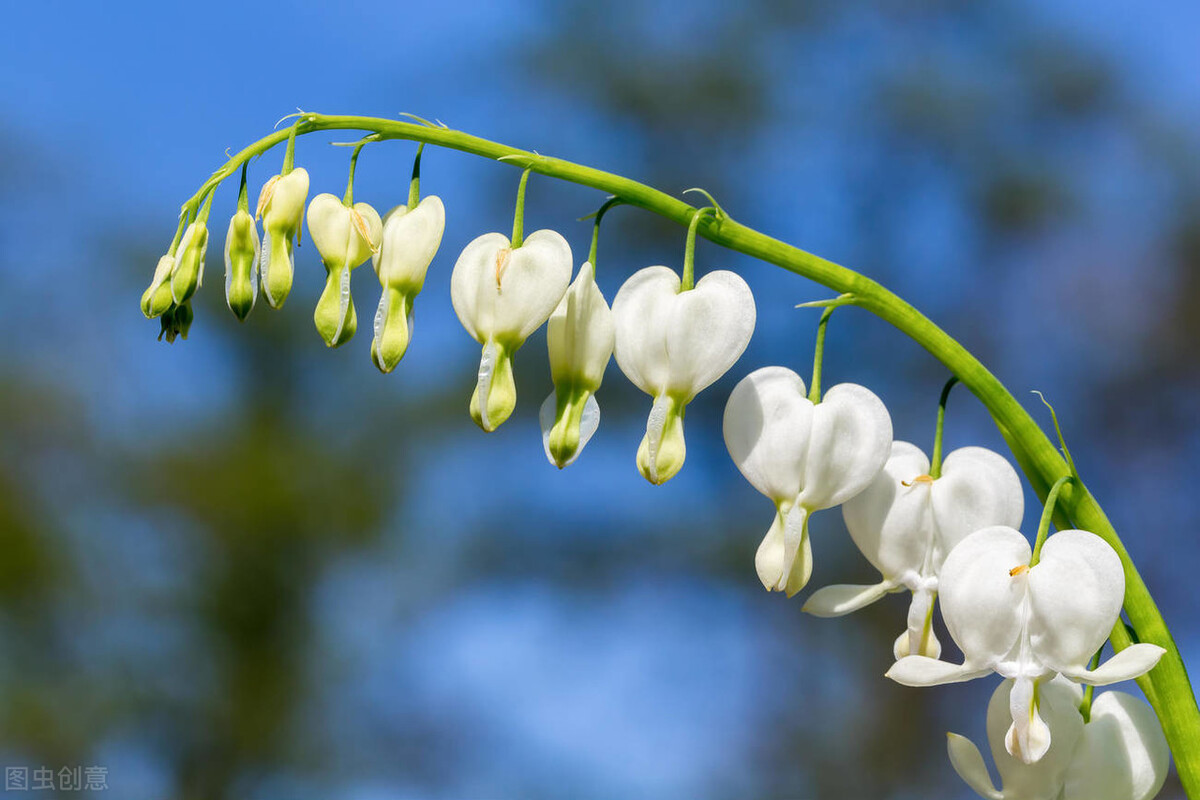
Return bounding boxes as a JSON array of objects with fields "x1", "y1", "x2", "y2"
[
  {"x1": 223, "y1": 209, "x2": 260, "y2": 321},
  {"x1": 157, "y1": 302, "x2": 194, "y2": 343},
  {"x1": 140, "y1": 254, "x2": 175, "y2": 319},
  {"x1": 257, "y1": 167, "x2": 310, "y2": 309},
  {"x1": 169, "y1": 221, "x2": 208, "y2": 304}
]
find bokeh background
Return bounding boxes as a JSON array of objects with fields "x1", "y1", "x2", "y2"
[{"x1": 2, "y1": 1, "x2": 1198, "y2": 798}]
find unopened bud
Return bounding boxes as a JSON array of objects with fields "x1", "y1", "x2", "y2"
[{"x1": 224, "y1": 209, "x2": 260, "y2": 321}]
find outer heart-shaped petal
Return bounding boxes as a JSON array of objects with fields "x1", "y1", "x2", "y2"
[
  {"x1": 450, "y1": 229, "x2": 572, "y2": 345},
  {"x1": 938, "y1": 526, "x2": 1031, "y2": 671},
  {"x1": 613, "y1": 267, "x2": 755, "y2": 401},
  {"x1": 307, "y1": 194, "x2": 381, "y2": 270},
  {"x1": 372, "y1": 195, "x2": 445, "y2": 291},
  {"x1": 933, "y1": 447, "x2": 1025, "y2": 568},
  {"x1": 1061, "y1": 691, "x2": 1170, "y2": 800},
  {"x1": 841, "y1": 441, "x2": 932, "y2": 581},
  {"x1": 799, "y1": 382, "x2": 892, "y2": 510},
  {"x1": 1026, "y1": 530, "x2": 1124, "y2": 675},
  {"x1": 723, "y1": 366, "x2": 814, "y2": 504}
]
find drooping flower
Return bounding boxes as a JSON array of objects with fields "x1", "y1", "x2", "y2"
[
  {"x1": 887, "y1": 527, "x2": 1165, "y2": 764},
  {"x1": 256, "y1": 167, "x2": 310, "y2": 308},
  {"x1": 613, "y1": 267, "x2": 755, "y2": 484},
  {"x1": 450, "y1": 229, "x2": 572, "y2": 432},
  {"x1": 169, "y1": 220, "x2": 208, "y2": 305},
  {"x1": 723, "y1": 366, "x2": 892, "y2": 595},
  {"x1": 140, "y1": 254, "x2": 176, "y2": 319},
  {"x1": 306, "y1": 193, "x2": 382, "y2": 348},
  {"x1": 948, "y1": 677, "x2": 1169, "y2": 800},
  {"x1": 369, "y1": 195, "x2": 445, "y2": 372},
  {"x1": 803, "y1": 442, "x2": 1024, "y2": 659},
  {"x1": 224, "y1": 208, "x2": 261, "y2": 321},
  {"x1": 540, "y1": 261, "x2": 615, "y2": 467}
]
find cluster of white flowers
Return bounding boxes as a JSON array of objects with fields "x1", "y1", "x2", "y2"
[{"x1": 142, "y1": 149, "x2": 1173, "y2": 798}]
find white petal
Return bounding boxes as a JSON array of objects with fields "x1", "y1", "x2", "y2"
[
  {"x1": 754, "y1": 505, "x2": 811, "y2": 594},
  {"x1": 306, "y1": 194, "x2": 380, "y2": 269},
  {"x1": 841, "y1": 440, "x2": 933, "y2": 582},
  {"x1": 946, "y1": 733, "x2": 1003, "y2": 800},
  {"x1": 611, "y1": 266, "x2": 679, "y2": 395},
  {"x1": 547, "y1": 262, "x2": 615, "y2": 389},
  {"x1": 886, "y1": 656, "x2": 989, "y2": 686},
  {"x1": 495, "y1": 229, "x2": 573, "y2": 339},
  {"x1": 931, "y1": 446, "x2": 1025, "y2": 571},
  {"x1": 797, "y1": 382, "x2": 893, "y2": 510},
  {"x1": 450, "y1": 232, "x2": 511, "y2": 341},
  {"x1": 987, "y1": 677, "x2": 1085, "y2": 799},
  {"x1": 1027, "y1": 530, "x2": 1125, "y2": 674},
  {"x1": 801, "y1": 580, "x2": 896, "y2": 617},
  {"x1": 722, "y1": 367, "x2": 814, "y2": 503},
  {"x1": 373, "y1": 195, "x2": 445, "y2": 289},
  {"x1": 938, "y1": 526, "x2": 1031, "y2": 669},
  {"x1": 538, "y1": 390, "x2": 600, "y2": 468},
  {"x1": 1062, "y1": 691, "x2": 1170, "y2": 800},
  {"x1": 662, "y1": 269, "x2": 756, "y2": 398},
  {"x1": 1060, "y1": 644, "x2": 1165, "y2": 686}
]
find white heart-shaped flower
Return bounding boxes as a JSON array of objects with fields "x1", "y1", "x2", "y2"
[
  {"x1": 888, "y1": 527, "x2": 1165, "y2": 764},
  {"x1": 724, "y1": 366, "x2": 891, "y2": 596},
  {"x1": 614, "y1": 266, "x2": 756, "y2": 484},
  {"x1": 450, "y1": 229, "x2": 572, "y2": 431},
  {"x1": 257, "y1": 167, "x2": 309, "y2": 309},
  {"x1": 804, "y1": 442, "x2": 1023, "y2": 660},
  {"x1": 370, "y1": 195, "x2": 446, "y2": 372},
  {"x1": 306, "y1": 193, "x2": 382, "y2": 348}
]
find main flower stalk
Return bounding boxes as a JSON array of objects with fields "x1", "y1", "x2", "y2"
[{"x1": 172, "y1": 113, "x2": 1199, "y2": 794}]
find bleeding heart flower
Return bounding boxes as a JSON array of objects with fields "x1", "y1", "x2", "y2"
[
  {"x1": 256, "y1": 167, "x2": 310, "y2": 308},
  {"x1": 948, "y1": 677, "x2": 1169, "y2": 800},
  {"x1": 723, "y1": 366, "x2": 892, "y2": 596},
  {"x1": 540, "y1": 261, "x2": 614, "y2": 467},
  {"x1": 803, "y1": 442, "x2": 1024, "y2": 659},
  {"x1": 450, "y1": 229, "x2": 572, "y2": 432},
  {"x1": 370, "y1": 195, "x2": 445, "y2": 372},
  {"x1": 887, "y1": 527, "x2": 1165, "y2": 764},
  {"x1": 614, "y1": 267, "x2": 755, "y2": 485},
  {"x1": 306, "y1": 193, "x2": 382, "y2": 348}
]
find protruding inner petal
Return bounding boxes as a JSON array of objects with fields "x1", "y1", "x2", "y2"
[
  {"x1": 1005, "y1": 677, "x2": 1052, "y2": 764},
  {"x1": 470, "y1": 341, "x2": 516, "y2": 432},
  {"x1": 539, "y1": 388, "x2": 601, "y2": 468},
  {"x1": 900, "y1": 582, "x2": 942, "y2": 659},
  {"x1": 636, "y1": 394, "x2": 686, "y2": 484},
  {"x1": 371, "y1": 287, "x2": 413, "y2": 373},
  {"x1": 754, "y1": 503, "x2": 812, "y2": 595}
]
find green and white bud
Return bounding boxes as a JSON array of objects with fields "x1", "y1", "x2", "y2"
[
  {"x1": 224, "y1": 209, "x2": 260, "y2": 321},
  {"x1": 306, "y1": 192, "x2": 381, "y2": 348},
  {"x1": 140, "y1": 254, "x2": 176, "y2": 319},
  {"x1": 257, "y1": 167, "x2": 309, "y2": 308},
  {"x1": 169, "y1": 221, "x2": 208, "y2": 304},
  {"x1": 539, "y1": 261, "x2": 614, "y2": 467},
  {"x1": 370, "y1": 195, "x2": 445, "y2": 372}
]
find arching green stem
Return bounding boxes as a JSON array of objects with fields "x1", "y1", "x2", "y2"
[
  {"x1": 929, "y1": 376, "x2": 960, "y2": 479},
  {"x1": 511, "y1": 167, "x2": 532, "y2": 248},
  {"x1": 1031, "y1": 475, "x2": 1073, "y2": 566},
  {"x1": 282, "y1": 117, "x2": 300, "y2": 175},
  {"x1": 681, "y1": 206, "x2": 715, "y2": 291},
  {"x1": 408, "y1": 143, "x2": 424, "y2": 210},
  {"x1": 166, "y1": 115, "x2": 1200, "y2": 794}
]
